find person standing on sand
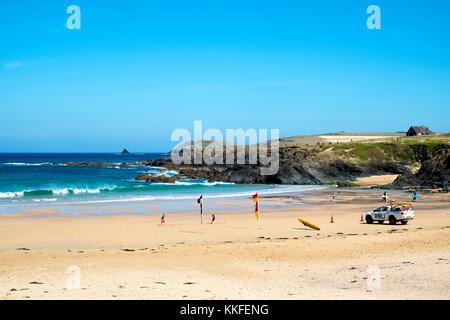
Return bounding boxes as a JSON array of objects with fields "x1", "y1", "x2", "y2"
[
  {"x1": 211, "y1": 213, "x2": 215, "y2": 224},
  {"x1": 412, "y1": 191, "x2": 419, "y2": 202},
  {"x1": 160, "y1": 213, "x2": 165, "y2": 225},
  {"x1": 382, "y1": 191, "x2": 388, "y2": 203},
  {"x1": 331, "y1": 192, "x2": 338, "y2": 204}
]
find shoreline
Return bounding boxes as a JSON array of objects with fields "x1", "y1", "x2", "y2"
[
  {"x1": 0, "y1": 185, "x2": 327, "y2": 216},
  {"x1": 1, "y1": 188, "x2": 449, "y2": 299}
]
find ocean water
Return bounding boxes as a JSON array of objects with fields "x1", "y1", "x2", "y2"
[{"x1": 0, "y1": 153, "x2": 321, "y2": 206}]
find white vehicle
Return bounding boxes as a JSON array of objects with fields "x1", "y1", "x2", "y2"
[{"x1": 365, "y1": 202, "x2": 415, "y2": 225}]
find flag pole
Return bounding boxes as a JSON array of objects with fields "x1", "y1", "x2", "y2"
[
  {"x1": 252, "y1": 192, "x2": 260, "y2": 224},
  {"x1": 198, "y1": 195, "x2": 203, "y2": 232},
  {"x1": 200, "y1": 201, "x2": 203, "y2": 225}
]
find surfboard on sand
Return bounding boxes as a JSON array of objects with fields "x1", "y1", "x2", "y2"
[
  {"x1": 298, "y1": 218, "x2": 320, "y2": 230},
  {"x1": 390, "y1": 202, "x2": 413, "y2": 206}
]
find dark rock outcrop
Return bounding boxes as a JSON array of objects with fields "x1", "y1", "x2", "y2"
[
  {"x1": 121, "y1": 149, "x2": 131, "y2": 155},
  {"x1": 392, "y1": 149, "x2": 450, "y2": 189},
  {"x1": 137, "y1": 150, "x2": 412, "y2": 185},
  {"x1": 135, "y1": 174, "x2": 178, "y2": 183},
  {"x1": 42, "y1": 140, "x2": 448, "y2": 188}
]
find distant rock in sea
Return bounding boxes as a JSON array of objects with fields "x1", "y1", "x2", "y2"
[{"x1": 121, "y1": 148, "x2": 130, "y2": 155}]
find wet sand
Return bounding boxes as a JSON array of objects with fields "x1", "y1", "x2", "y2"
[{"x1": 0, "y1": 188, "x2": 449, "y2": 299}]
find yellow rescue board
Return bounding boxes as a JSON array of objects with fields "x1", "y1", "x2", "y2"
[
  {"x1": 298, "y1": 218, "x2": 320, "y2": 230},
  {"x1": 390, "y1": 202, "x2": 413, "y2": 206}
]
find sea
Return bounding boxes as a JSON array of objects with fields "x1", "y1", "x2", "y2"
[{"x1": 0, "y1": 153, "x2": 324, "y2": 215}]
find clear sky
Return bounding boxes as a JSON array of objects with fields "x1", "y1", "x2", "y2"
[{"x1": 1, "y1": 0, "x2": 449, "y2": 152}]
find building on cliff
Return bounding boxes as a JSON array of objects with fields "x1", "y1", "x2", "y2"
[{"x1": 406, "y1": 126, "x2": 433, "y2": 136}]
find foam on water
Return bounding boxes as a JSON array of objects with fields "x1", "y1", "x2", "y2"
[{"x1": 0, "y1": 153, "x2": 325, "y2": 208}]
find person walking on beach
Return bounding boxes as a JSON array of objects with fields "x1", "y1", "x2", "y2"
[
  {"x1": 160, "y1": 213, "x2": 165, "y2": 225},
  {"x1": 382, "y1": 191, "x2": 388, "y2": 203},
  {"x1": 211, "y1": 213, "x2": 215, "y2": 224},
  {"x1": 331, "y1": 192, "x2": 338, "y2": 204},
  {"x1": 411, "y1": 191, "x2": 419, "y2": 202}
]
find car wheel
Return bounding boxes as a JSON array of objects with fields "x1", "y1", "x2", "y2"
[
  {"x1": 401, "y1": 221, "x2": 408, "y2": 225},
  {"x1": 366, "y1": 216, "x2": 374, "y2": 224},
  {"x1": 389, "y1": 216, "x2": 397, "y2": 225},
  {"x1": 377, "y1": 221, "x2": 384, "y2": 224}
]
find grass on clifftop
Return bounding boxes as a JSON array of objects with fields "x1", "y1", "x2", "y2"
[{"x1": 324, "y1": 133, "x2": 450, "y2": 163}]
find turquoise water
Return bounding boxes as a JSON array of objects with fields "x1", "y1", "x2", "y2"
[{"x1": 0, "y1": 153, "x2": 321, "y2": 207}]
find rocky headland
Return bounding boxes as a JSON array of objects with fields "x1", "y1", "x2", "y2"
[{"x1": 45, "y1": 135, "x2": 450, "y2": 190}]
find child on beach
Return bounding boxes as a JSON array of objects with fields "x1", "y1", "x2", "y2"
[
  {"x1": 382, "y1": 191, "x2": 388, "y2": 203},
  {"x1": 160, "y1": 213, "x2": 165, "y2": 225},
  {"x1": 211, "y1": 213, "x2": 215, "y2": 224}
]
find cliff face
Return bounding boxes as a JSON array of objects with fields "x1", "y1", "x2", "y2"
[
  {"x1": 40, "y1": 139, "x2": 448, "y2": 188},
  {"x1": 138, "y1": 143, "x2": 424, "y2": 185},
  {"x1": 392, "y1": 149, "x2": 450, "y2": 189}
]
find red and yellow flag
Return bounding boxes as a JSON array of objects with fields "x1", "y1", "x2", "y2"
[{"x1": 252, "y1": 193, "x2": 259, "y2": 220}]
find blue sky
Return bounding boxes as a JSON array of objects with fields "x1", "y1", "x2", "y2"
[{"x1": 0, "y1": 0, "x2": 449, "y2": 152}]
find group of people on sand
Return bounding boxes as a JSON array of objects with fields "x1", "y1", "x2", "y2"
[
  {"x1": 331, "y1": 191, "x2": 420, "y2": 204},
  {"x1": 382, "y1": 191, "x2": 419, "y2": 203},
  {"x1": 160, "y1": 212, "x2": 216, "y2": 225}
]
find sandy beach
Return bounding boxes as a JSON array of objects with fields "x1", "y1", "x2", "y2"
[{"x1": 1, "y1": 188, "x2": 449, "y2": 300}]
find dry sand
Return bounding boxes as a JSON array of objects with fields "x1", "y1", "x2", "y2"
[
  {"x1": 0, "y1": 189, "x2": 449, "y2": 300},
  {"x1": 354, "y1": 174, "x2": 399, "y2": 188}
]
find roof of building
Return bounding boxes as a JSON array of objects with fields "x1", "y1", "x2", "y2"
[{"x1": 408, "y1": 126, "x2": 433, "y2": 134}]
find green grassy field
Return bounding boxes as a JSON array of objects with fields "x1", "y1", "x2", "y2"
[
  {"x1": 279, "y1": 132, "x2": 406, "y2": 146},
  {"x1": 301, "y1": 133, "x2": 450, "y2": 163}
]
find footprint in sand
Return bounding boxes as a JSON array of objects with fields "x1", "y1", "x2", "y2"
[
  {"x1": 29, "y1": 281, "x2": 43, "y2": 285},
  {"x1": 121, "y1": 249, "x2": 135, "y2": 252}
]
